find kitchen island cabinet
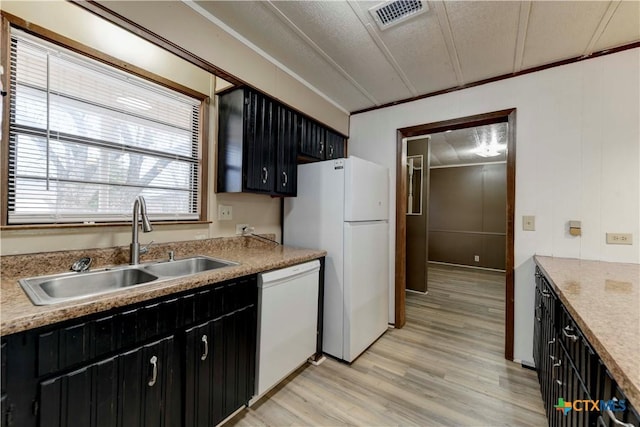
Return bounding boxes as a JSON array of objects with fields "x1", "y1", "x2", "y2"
[{"x1": 533, "y1": 257, "x2": 640, "y2": 427}]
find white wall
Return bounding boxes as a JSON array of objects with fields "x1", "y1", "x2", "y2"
[
  {"x1": 349, "y1": 48, "x2": 640, "y2": 364},
  {"x1": 82, "y1": 0, "x2": 350, "y2": 135},
  {"x1": 0, "y1": 1, "x2": 283, "y2": 255}
]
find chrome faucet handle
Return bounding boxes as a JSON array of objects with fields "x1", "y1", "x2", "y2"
[
  {"x1": 70, "y1": 257, "x2": 92, "y2": 272},
  {"x1": 168, "y1": 251, "x2": 175, "y2": 261},
  {"x1": 140, "y1": 240, "x2": 155, "y2": 255}
]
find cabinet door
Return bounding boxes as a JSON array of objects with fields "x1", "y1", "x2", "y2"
[
  {"x1": 275, "y1": 106, "x2": 298, "y2": 196},
  {"x1": 325, "y1": 130, "x2": 345, "y2": 159},
  {"x1": 533, "y1": 285, "x2": 543, "y2": 370},
  {"x1": 39, "y1": 336, "x2": 177, "y2": 427},
  {"x1": 184, "y1": 321, "x2": 214, "y2": 427},
  {"x1": 244, "y1": 90, "x2": 276, "y2": 193},
  {"x1": 300, "y1": 118, "x2": 325, "y2": 159},
  {"x1": 185, "y1": 307, "x2": 256, "y2": 427}
]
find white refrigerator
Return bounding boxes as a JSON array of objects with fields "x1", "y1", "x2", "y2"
[{"x1": 284, "y1": 156, "x2": 389, "y2": 363}]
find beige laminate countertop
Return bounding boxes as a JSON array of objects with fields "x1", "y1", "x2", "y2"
[
  {"x1": 1, "y1": 236, "x2": 325, "y2": 336},
  {"x1": 534, "y1": 256, "x2": 640, "y2": 409}
]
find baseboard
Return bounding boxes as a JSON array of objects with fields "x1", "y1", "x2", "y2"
[
  {"x1": 428, "y1": 260, "x2": 506, "y2": 273},
  {"x1": 519, "y1": 360, "x2": 536, "y2": 370}
]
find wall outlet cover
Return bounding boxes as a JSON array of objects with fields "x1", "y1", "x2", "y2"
[
  {"x1": 606, "y1": 233, "x2": 632, "y2": 245},
  {"x1": 217, "y1": 204, "x2": 233, "y2": 221}
]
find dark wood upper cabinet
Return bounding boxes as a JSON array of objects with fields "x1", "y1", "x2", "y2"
[
  {"x1": 217, "y1": 86, "x2": 346, "y2": 197},
  {"x1": 299, "y1": 117, "x2": 324, "y2": 160},
  {"x1": 217, "y1": 87, "x2": 294, "y2": 196},
  {"x1": 275, "y1": 107, "x2": 299, "y2": 196},
  {"x1": 325, "y1": 129, "x2": 345, "y2": 160},
  {"x1": 299, "y1": 118, "x2": 346, "y2": 161}
]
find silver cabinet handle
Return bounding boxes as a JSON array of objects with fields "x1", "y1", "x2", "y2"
[
  {"x1": 548, "y1": 338, "x2": 556, "y2": 345},
  {"x1": 535, "y1": 305, "x2": 542, "y2": 322},
  {"x1": 148, "y1": 355, "x2": 158, "y2": 387},
  {"x1": 555, "y1": 379, "x2": 563, "y2": 387},
  {"x1": 563, "y1": 325, "x2": 579, "y2": 342},
  {"x1": 541, "y1": 289, "x2": 551, "y2": 298},
  {"x1": 606, "y1": 398, "x2": 634, "y2": 427},
  {"x1": 201, "y1": 334, "x2": 209, "y2": 361},
  {"x1": 319, "y1": 141, "x2": 324, "y2": 154},
  {"x1": 329, "y1": 144, "x2": 334, "y2": 157},
  {"x1": 282, "y1": 171, "x2": 288, "y2": 187},
  {"x1": 553, "y1": 359, "x2": 562, "y2": 368},
  {"x1": 262, "y1": 167, "x2": 268, "y2": 184}
]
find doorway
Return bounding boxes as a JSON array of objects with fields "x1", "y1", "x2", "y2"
[{"x1": 394, "y1": 109, "x2": 516, "y2": 360}]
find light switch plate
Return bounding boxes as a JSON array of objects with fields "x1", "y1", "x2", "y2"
[
  {"x1": 606, "y1": 233, "x2": 632, "y2": 245},
  {"x1": 523, "y1": 215, "x2": 535, "y2": 231}
]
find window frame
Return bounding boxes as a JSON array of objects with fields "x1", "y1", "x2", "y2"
[{"x1": 1, "y1": 12, "x2": 210, "y2": 228}]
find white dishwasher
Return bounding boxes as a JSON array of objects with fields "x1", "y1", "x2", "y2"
[{"x1": 256, "y1": 260, "x2": 320, "y2": 397}]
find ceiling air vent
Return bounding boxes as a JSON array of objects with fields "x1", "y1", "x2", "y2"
[{"x1": 369, "y1": 0, "x2": 428, "y2": 31}]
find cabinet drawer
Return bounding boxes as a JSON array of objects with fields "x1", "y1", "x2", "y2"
[
  {"x1": 557, "y1": 305, "x2": 598, "y2": 395},
  {"x1": 553, "y1": 341, "x2": 592, "y2": 427},
  {"x1": 594, "y1": 365, "x2": 640, "y2": 427},
  {"x1": 535, "y1": 268, "x2": 557, "y2": 325},
  {"x1": 37, "y1": 302, "x2": 174, "y2": 376},
  {"x1": 1, "y1": 340, "x2": 6, "y2": 395}
]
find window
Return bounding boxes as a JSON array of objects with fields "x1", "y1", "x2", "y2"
[{"x1": 7, "y1": 29, "x2": 204, "y2": 225}]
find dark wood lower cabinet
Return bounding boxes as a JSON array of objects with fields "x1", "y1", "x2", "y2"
[
  {"x1": 534, "y1": 266, "x2": 640, "y2": 427},
  {"x1": 184, "y1": 305, "x2": 256, "y2": 427},
  {"x1": 39, "y1": 336, "x2": 178, "y2": 427},
  {"x1": 2, "y1": 275, "x2": 258, "y2": 427}
]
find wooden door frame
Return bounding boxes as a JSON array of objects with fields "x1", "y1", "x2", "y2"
[{"x1": 395, "y1": 108, "x2": 516, "y2": 360}]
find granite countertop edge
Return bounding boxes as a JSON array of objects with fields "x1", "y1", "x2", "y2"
[
  {"x1": 1, "y1": 241, "x2": 326, "y2": 336},
  {"x1": 534, "y1": 255, "x2": 640, "y2": 410}
]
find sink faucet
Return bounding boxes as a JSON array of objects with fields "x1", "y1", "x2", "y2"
[{"x1": 130, "y1": 195, "x2": 153, "y2": 265}]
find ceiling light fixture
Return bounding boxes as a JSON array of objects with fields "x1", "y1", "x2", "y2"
[{"x1": 474, "y1": 134, "x2": 505, "y2": 158}]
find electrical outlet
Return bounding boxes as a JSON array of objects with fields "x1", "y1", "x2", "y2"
[
  {"x1": 474, "y1": 255, "x2": 480, "y2": 262},
  {"x1": 606, "y1": 233, "x2": 632, "y2": 245},
  {"x1": 523, "y1": 215, "x2": 535, "y2": 231},
  {"x1": 217, "y1": 205, "x2": 233, "y2": 221},
  {"x1": 236, "y1": 224, "x2": 249, "y2": 235}
]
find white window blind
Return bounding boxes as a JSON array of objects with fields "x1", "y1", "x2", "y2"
[{"x1": 8, "y1": 29, "x2": 202, "y2": 224}]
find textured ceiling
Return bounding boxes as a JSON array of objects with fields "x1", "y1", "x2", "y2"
[
  {"x1": 428, "y1": 123, "x2": 508, "y2": 167},
  {"x1": 193, "y1": 0, "x2": 640, "y2": 113}
]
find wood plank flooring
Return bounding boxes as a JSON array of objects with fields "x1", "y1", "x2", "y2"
[{"x1": 225, "y1": 263, "x2": 547, "y2": 426}]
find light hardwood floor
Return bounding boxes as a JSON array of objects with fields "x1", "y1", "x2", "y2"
[{"x1": 225, "y1": 263, "x2": 547, "y2": 426}]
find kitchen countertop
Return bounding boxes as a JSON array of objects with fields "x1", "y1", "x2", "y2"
[
  {"x1": 534, "y1": 256, "x2": 639, "y2": 409},
  {"x1": 1, "y1": 236, "x2": 325, "y2": 336}
]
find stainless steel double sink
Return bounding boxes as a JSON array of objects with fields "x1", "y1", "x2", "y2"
[{"x1": 19, "y1": 256, "x2": 238, "y2": 306}]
